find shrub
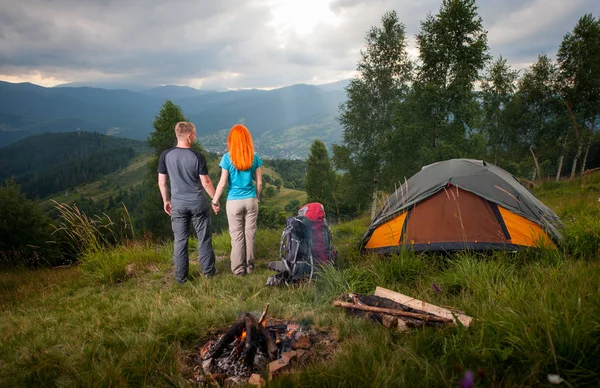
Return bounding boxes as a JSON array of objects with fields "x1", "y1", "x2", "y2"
[{"x1": 0, "y1": 179, "x2": 58, "y2": 268}]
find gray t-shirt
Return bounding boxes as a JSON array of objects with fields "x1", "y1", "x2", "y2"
[{"x1": 158, "y1": 147, "x2": 209, "y2": 207}]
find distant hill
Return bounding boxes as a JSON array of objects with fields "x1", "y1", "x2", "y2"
[
  {"x1": 0, "y1": 80, "x2": 347, "y2": 157},
  {"x1": 0, "y1": 112, "x2": 104, "y2": 146},
  {"x1": 55, "y1": 82, "x2": 152, "y2": 92},
  {"x1": 0, "y1": 131, "x2": 149, "y2": 198},
  {"x1": 315, "y1": 79, "x2": 350, "y2": 91},
  {"x1": 145, "y1": 85, "x2": 216, "y2": 99}
]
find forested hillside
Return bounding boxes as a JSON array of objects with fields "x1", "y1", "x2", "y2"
[{"x1": 0, "y1": 132, "x2": 149, "y2": 198}]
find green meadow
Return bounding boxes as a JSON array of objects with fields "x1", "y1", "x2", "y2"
[{"x1": 1, "y1": 174, "x2": 599, "y2": 387}]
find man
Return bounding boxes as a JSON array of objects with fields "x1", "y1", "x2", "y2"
[{"x1": 158, "y1": 121, "x2": 220, "y2": 284}]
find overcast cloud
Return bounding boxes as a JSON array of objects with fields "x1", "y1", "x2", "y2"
[{"x1": 0, "y1": 0, "x2": 598, "y2": 89}]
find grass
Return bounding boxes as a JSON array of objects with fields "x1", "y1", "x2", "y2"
[
  {"x1": 262, "y1": 187, "x2": 308, "y2": 210},
  {"x1": 1, "y1": 174, "x2": 599, "y2": 386}
]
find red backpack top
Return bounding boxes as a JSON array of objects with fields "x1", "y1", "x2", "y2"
[{"x1": 298, "y1": 203, "x2": 336, "y2": 265}]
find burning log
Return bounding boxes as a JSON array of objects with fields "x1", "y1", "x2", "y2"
[
  {"x1": 203, "y1": 314, "x2": 248, "y2": 360},
  {"x1": 242, "y1": 315, "x2": 258, "y2": 367},
  {"x1": 259, "y1": 325, "x2": 279, "y2": 361}
]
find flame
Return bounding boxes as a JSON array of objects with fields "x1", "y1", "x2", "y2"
[
  {"x1": 234, "y1": 330, "x2": 247, "y2": 347},
  {"x1": 286, "y1": 330, "x2": 295, "y2": 339}
]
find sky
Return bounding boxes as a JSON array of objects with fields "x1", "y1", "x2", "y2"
[{"x1": 1, "y1": 0, "x2": 598, "y2": 90}]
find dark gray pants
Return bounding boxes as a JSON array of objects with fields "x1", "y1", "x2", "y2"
[{"x1": 171, "y1": 201, "x2": 216, "y2": 283}]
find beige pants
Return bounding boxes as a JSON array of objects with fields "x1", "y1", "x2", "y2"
[{"x1": 226, "y1": 198, "x2": 259, "y2": 275}]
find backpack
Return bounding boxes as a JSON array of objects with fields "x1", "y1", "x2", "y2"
[
  {"x1": 266, "y1": 203, "x2": 336, "y2": 286},
  {"x1": 298, "y1": 203, "x2": 337, "y2": 265},
  {"x1": 266, "y1": 216, "x2": 313, "y2": 286}
]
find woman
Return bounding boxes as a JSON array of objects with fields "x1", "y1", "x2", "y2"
[{"x1": 212, "y1": 124, "x2": 263, "y2": 276}]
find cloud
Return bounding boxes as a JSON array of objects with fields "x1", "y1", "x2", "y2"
[
  {"x1": 485, "y1": 0, "x2": 599, "y2": 69},
  {"x1": 0, "y1": 0, "x2": 598, "y2": 88}
]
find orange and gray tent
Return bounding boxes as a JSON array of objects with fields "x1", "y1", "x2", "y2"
[{"x1": 361, "y1": 159, "x2": 562, "y2": 253}]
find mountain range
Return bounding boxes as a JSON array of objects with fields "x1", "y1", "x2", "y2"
[{"x1": 0, "y1": 80, "x2": 349, "y2": 158}]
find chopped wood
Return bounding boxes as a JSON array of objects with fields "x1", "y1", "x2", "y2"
[
  {"x1": 374, "y1": 286, "x2": 472, "y2": 327},
  {"x1": 342, "y1": 293, "x2": 442, "y2": 327},
  {"x1": 333, "y1": 301, "x2": 452, "y2": 323},
  {"x1": 397, "y1": 319, "x2": 410, "y2": 332},
  {"x1": 380, "y1": 314, "x2": 398, "y2": 329}
]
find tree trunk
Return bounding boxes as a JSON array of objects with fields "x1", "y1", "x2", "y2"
[
  {"x1": 530, "y1": 147, "x2": 541, "y2": 183},
  {"x1": 579, "y1": 131, "x2": 593, "y2": 177},
  {"x1": 370, "y1": 186, "x2": 378, "y2": 221},
  {"x1": 555, "y1": 129, "x2": 568, "y2": 182},
  {"x1": 570, "y1": 139, "x2": 583, "y2": 179},
  {"x1": 564, "y1": 101, "x2": 582, "y2": 180},
  {"x1": 555, "y1": 154, "x2": 565, "y2": 182}
]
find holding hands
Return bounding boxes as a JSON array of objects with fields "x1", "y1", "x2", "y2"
[{"x1": 211, "y1": 201, "x2": 220, "y2": 215}]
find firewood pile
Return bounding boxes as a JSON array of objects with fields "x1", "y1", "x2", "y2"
[
  {"x1": 334, "y1": 286, "x2": 472, "y2": 330},
  {"x1": 194, "y1": 304, "x2": 335, "y2": 386}
]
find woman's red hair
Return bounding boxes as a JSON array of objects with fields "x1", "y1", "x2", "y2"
[{"x1": 227, "y1": 124, "x2": 255, "y2": 171}]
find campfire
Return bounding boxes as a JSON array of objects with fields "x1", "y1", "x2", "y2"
[{"x1": 195, "y1": 304, "x2": 332, "y2": 386}]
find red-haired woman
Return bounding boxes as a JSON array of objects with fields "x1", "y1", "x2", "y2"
[{"x1": 212, "y1": 124, "x2": 263, "y2": 276}]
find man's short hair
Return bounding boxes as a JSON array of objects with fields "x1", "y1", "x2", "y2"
[{"x1": 174, "y1": 122, "x2": 196, "y2": 138}]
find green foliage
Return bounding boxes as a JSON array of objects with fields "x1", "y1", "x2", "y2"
[
  {"x1": 511, "y1": 55, "x2": 567, "y2": 179},
  {"x1": 147, "y1": 100, "x2": 186, "y2": 158},
  {"x1": 413, "y1": 0, "x2": 489, "y2": 158},
  {"x1": 480, "y1": 56, "x2": 519, "y2": 164},
  {"x1": 263, "y1": 185, "x2": 277, "y2": 199},
  {"x1": 285, "y1": 199, "x2": 300, "y2": 213},
  {"x1": 557, "y1": 14, "x2": 600, "y2": 176},
  {"x1": 142, "y1": 100, "x2": 188, "y2": 239},
  {"x1": 263, "y1": 159, "x2": 307, "y2": 189},
  {"x1": 0, "y1": 179, "x2": 54, "y2": 267},
  {"x1": 306, "y1": 139, "x2": 336, "y2": 212},
  {"x1": 257, "y1": 205, "x2": 287, "y2": 229},
  {"x1": 337, "y1": 11, "x2": 412, "y2": 213}
]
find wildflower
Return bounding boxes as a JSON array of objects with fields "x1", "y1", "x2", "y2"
[
  {"x1": 432, "y1": 282, "x2": 441, "y2": 294},
  {"x1": 547, "y1": 374, "x2": 563, "y2": 385},
  {"x1": 460, "y1": 370, "x2": 474, "y2": 388}
]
